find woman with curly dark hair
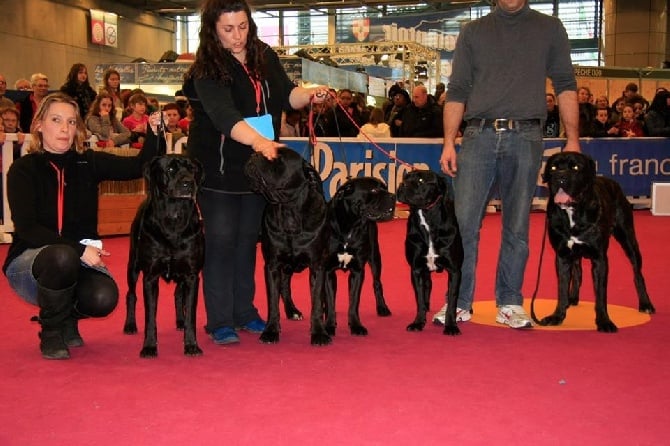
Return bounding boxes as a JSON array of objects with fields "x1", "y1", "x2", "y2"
[
  {"x1": 182, "y1": 0, "x2": 329, "y2": 345},
  {"x1": 60, "y1": 63, "x2": 97, "y2": 119}
]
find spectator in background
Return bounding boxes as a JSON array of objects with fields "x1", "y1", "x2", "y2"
[
  {"x1": 400, "y1": 84, "x2": 443, "y2": 137},
  {"x1": 644, "y1": 89, "x2": 670, "y2": 137},
  {"x1": 544, "y1": 92, "x2": 561, "y2": 137},
  {"x1": 0, "y1": 106, "x2": 27, "y2": 158},
  {"x1": 178, "y1": 103, "x2": 193, "y2": 135},
  {"x1": 577, "y1": 86, "x2": 595, "y2": 137},
  {"x1": 0, "y1": 74, "x2": 14, "y2": 108},
  {"x1": 14, "y1": 78, "x2": 32, "y2": 91},
  {"x1": 589, "y1": 106, "x2": 618, "y2": 137},
  {"x1": 161, "y1": 102, "x2": 186, "y2": 141},
  {"x1": 325, "y1": 88, "x2": 362, "y2": 137},
  {"x1": 594, "y1": 95, "x2": 610, "y2": 111},
  {"x1": 85, "y1": 92, "x2": 131, "y2": 147},
  {"x1": 17, "y1": 73, "x2": 50, "y2": 133},
  {"x1": 122, "y1": 93, "x2": 149, "y2": 146},
  {"x1": 611, "y1": 103, "x2": 645, "y2": 137},
  {"x1": 60, "y1": 63, "x2": 97, "y2": 119},
  {"x1": 358, "y1": 107, "x2": 391, "y2": 139},
  {"x1": 623, "y1": 82, "x2": 649, "y2": 109},
  {"x1": 610, "y1": 96, "x2": 625, "y2": 123},
  {"x1": 99, "y1": 68, "x2": 123, "y2": 117},
  {"x1": 384, "y1": 88, "x2": 410, "y2": 137},
  {"x1": 174, "y1": 90, "x2": 189, "y2": 118},
  {"x1": 280, "y1": 109, "x2": 302, "y2": 137},
  {"x1": 433, "y1": 82, "x2": 446, "y2": 104},
  {"x1": 146, "y1": 96, "x2": 160, "y2": 114}
]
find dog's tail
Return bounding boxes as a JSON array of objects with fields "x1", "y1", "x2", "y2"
[{"x1": 530, "y1": 214, "x2": 550, "y2": 326}]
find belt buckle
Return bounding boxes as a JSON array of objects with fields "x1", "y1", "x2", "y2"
[{"x1": 493, "y1": 119, "x2": 510, "y2": 132}]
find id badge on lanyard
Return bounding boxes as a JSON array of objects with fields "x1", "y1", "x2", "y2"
[{"x1": 242, "y1": 65, "x2": 274, "y2": 140}]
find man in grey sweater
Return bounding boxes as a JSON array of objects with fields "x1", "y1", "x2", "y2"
[{"x1": 437, "y1": 0, "x2": 580, "y2": 328}]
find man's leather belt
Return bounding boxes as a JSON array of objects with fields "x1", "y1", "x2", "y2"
[{"x1": 468, "y1": 118, "x2": 541, "y2": 132}]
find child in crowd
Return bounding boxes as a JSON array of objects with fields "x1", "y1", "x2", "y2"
[
  {"x1": 611, "y1": 104, "x2": 646, "y2": 137},
  {"x1": 85, "y1": 92, "x2": 131, "y2": 148},
  {"x1": 99, "y1": 68, "x2": 123, "y2": 119},
  {"x1": 358, "y1": 107, "x2": 391, "y2": 139},
  {"x1": 122, "y1": 93, "x2": 149, "y2": 147},
  {"x1": 178, "y1": 103, "x2": 193, "y2": 135},
  {"x1": 280, "y1": 109, "x2": 302, "y2": 137},
  {"x1": 590, "y1": 107, "x2": 618, "y2": 137},
  {"x1": 161, "y1": 102, "x2": 186, "y2": 143},
  {"x1": 0, "y1": 106, "x2": 26, "y2": 159}
]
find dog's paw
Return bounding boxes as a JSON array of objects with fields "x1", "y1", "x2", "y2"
[
  {"x1": 311, "y1": 332, "x2": 332, "y2": 346},
  {"x1": 140, "y1": 346, "x2": 158, "y2": 358},
  {"x1": 325, "y1": 324, "x2": 336, "y2": 337},
  {"x1": 406, "y1": 321, "x2": 425, "y2": 332},
  {"x1": 123, "y1": 323, "x2": 138, "y2": 335},
  {"x1": 286, "y1": 309, "x2": 304, "y2": 321},
  {"x1": 259, "y1": 329, "x2": 280, "y2": 344},
  {"x1": 349, "y1": 324, "x2": 368, "y2": 336},
  {"x1": 639, "y1": 302, "x2": 656, "y2": 314},
  {"x1": 443, "y1": 324, "x2": 461, "y2": 336},
  {"x1": 376, "y1": 305, "x2": 392, "y2": 317},
  {"x1": 596, "y1": 319, "x2": 618, "y2": 333},
  {"x1": 184, "y1": 344, "x2": 203, "y2": 356},
  {"x1": 539, "y1": 314, "x2": 566, "y2": 326}
]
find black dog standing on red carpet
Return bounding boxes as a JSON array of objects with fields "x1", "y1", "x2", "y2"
[
  {"x1": 245, "y1": 147, "x2": 332, "y2": 346},
  {"x1": 536, "y1": 151, "x2": 655, "y2": 332},
  {"x1": 324, "y1": 177, "x2": 396, "y2": 336},
  {"x1": 123, "y1": 155, "x2": 205, "y2": 357},
  {"x1": 396, "y1": 169, "x2": 464, "y2": 336}
]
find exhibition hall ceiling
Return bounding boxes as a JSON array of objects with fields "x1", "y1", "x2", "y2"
[{"x1": 114, "y1": 0, "x2": 488, "y2": 15}]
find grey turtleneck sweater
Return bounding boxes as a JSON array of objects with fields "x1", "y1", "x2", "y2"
[{"x1": 447, "y1": 4, "x2": 576, "y2": 121}]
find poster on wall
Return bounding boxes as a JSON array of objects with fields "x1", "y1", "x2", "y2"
[{"x1": 90, "y1": 9, "x2": 118, "y2": 48}]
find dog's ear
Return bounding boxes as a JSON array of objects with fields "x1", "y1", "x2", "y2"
[
  {"x1": 542, "y1": 156, "x2": 554, "y2": 184},
  {"x1": 303, "y1": 160, "x2": 324, "y2": 196},
  {"x1": 144, "y1": 156, "x2": 160, "y2": 183}
]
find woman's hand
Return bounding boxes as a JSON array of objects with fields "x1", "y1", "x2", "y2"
[
  {"x1": 251, "y1": 136, "x2": 284, "y2": 160},
  {"x1": 311, "y1": 87, "x2": 330, "y2": 104},
  {"x1": 81, "y1": 244, "x2": 110, "y2": 268}
]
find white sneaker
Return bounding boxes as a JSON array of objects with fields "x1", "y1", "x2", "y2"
[
  {"x1": 496, "y1": 305, "x2": 533, "y2": 329},
  {"x1": 432, "y1": 303, "x2": 472, "y2": 325}
]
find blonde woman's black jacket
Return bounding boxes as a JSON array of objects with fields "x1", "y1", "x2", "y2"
[{"x1": 2, "y1": 129, "x2": 162, "y2": 273}]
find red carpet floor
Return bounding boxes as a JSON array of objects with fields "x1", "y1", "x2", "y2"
[{"x1": 0, "y1": 211, "x2": 668, "y2": 445}]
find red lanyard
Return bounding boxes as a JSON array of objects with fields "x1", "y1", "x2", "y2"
[
  {"x1": 49, "y1": 161, "x2": 65, "y2": 236},
  {"x1": 242, "y1": 64, "x2": 262, "y2": 114}
]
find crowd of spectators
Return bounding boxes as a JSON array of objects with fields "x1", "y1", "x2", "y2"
[
  {"x1": 546, "y1": 81, "x2": 670, "y2": 138},
  {"x1": 0, "y1": 65, "x2": 193, "y2": 156}
]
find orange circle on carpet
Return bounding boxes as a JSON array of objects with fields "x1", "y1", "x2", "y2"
[{"x1": 470, "y1": 299, "x2": 651, "y2": 330}]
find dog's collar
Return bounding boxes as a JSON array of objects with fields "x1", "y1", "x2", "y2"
[{"x1": 423, "y1": 195, "x2": 442, "y2": 210}]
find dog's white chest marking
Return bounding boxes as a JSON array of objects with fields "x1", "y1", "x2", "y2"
[
  {"x1": 418, "y1": 210, "x2": 438, "y2": 271},
  {"x1": 338, "y1": 231, "x2": 354, "y2": 269},
  {"x1": 338, "y1": 250, "x2": 353, "y2": 268},
  {"x1": 559, "y1": 205, "x2": 584, "y2": 249}
]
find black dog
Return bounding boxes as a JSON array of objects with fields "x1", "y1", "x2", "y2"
[
  {"x1": 324, "y1": 177, "x2": 396, "y2": 336},
  {"x1": 244, "y1": 148, "x2": 332, "y2": 346},
  {"x1": 536, "y1": 151, "x2": 655, "y2": 332},
  {"x1": 396, "y1": 169, "x2": 463, "y2": 336},
  {"x1": 123, "y1": 155, "x2": 205, "y2": 357}
]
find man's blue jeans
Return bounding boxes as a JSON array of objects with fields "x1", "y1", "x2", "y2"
[{"x1": 453, "y1": 121, "x2": 544, "y2": 310}]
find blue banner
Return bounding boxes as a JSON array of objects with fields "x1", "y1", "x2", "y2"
[{"x1": 280, "y1": 137, "x2": 670, "y2": 200}]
